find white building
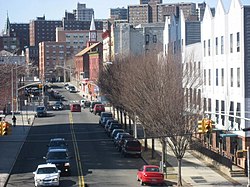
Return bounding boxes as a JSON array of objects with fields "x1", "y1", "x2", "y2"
[{"x1": 163, "y1": 0, "x2": 250, "y2": 168}]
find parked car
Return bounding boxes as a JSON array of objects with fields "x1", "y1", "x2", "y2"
[
  {"x1": 70, "y1": 103, "x2": 81, "y2": 112},
  {"x1": 114, "y1": 132, "x2": 130, "y2": 146},
  {"x1": 99, "y1": 112, "x2": 113, "y2": 124},
  {"x1": 43, "y1": 148, "x2": 71, "y2": 175},
  {"x1": 36, "y1": 106, "x2": 47, "y2": 117},
  {"x1": 121, "y1": 139, "x2": 142, "y2": 157},
  {"x1": 33, "y1": 163, "x2": 61, "y2": 187},
  {"x1": 116, "y1": 133, "x2": 134, "y2": 151},
  {"x1": 111, "y1": 129, "x2": 125, "y2": 140},
  {"x1": 47, "y1": 138, "x2": 68, "y2": 151},
  {"x1": 107, "y1": 123, "x2": 122, "y2": 137},
  {"x1": 89, "y1": 101, "x2": 102, "y2": 112},
  {"x1": 137, "y1": 165, "x2": 164, "y2": 186},
  {"x1": 100, "y1": 116, "x2": 113, "y2": 127},
  {"x1": 93, "y1": 104, "x2": 105, "y2": 115},
  {"x1": 105, "y1": 119, "x2": 118, "y2": 132}
]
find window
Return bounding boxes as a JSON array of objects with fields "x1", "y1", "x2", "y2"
[
  {"x1": 231, "y1": 68, "x2": 233, "y2": 87},
  {"x1": 221, "y1": 100, "x2": 225, "y2": 126},
  {"x1": 221, "y1": 69, "x2": 224, "y2": 86},
  {"x1": 208, "y1": 39, "x2": 211, "y2": 56},
  {"x1": 216, "y1": 69, "x2": 218, "y2": 86},
  {"x1": 237, "y1": 68, "x2": 240, "y2": 87},
  {"x1": 236, "y1": 103, "x2": 241, "y2": 130},
  {"x1": 215, "y1": 37, "x2": 218, "y2": 55},
  {"x1": 203, "y1": 40, "x2": 206, "y2": 56},
  {"x1": 215, "y1": 100, "x2": 219, "y2": 123},
  {"x1": 237, "y1": 32, "x2": 240, "y2": 52},
  {"x1": 208, "y1": 69, "x2": 211, "y2": 86},
  {"x1": 230, "y1": 34, "x2": 233, "y2": 53},
  {"x1": 204, "y1": 69, "x2": 206, "y2": 85},
  {"x1": 145, "y1": 34, "x2": 149, "y2": 45},
  {"x1": 153, "y1": 35, "x2": 157, "y2": 43},
  {"x1": 221, "y1": 36, "x2": 224, "y2": 54}
]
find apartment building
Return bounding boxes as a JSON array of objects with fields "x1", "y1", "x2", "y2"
[{"x1": 74, "y1": 3, "x2": 94, "y2": 21}]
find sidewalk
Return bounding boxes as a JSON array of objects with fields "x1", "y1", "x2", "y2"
[
  {"x1": 0, "y1": 112, "x2": 35, "y2": 187},
  {"x1": 141, "y1": 138, "x2": 248, "y2": 187}
]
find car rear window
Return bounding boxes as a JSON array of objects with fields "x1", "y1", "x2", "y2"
[
  {"x1": 126, "y1": 141, "x2": 141, "y2": 147},
  {"x1": 37, "y1": 167, "x2": 57, "y2": 174},
  {"x1": 145, "y1": 167, "x2": 160, "y2": 172}
]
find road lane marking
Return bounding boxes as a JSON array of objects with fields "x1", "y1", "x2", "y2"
[{"x1": 69, "y1": 112, "x2": 85, "y2": 187}]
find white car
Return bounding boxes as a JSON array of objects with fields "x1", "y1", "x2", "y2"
[{"x1": 33, "y1": 163, "x2": 61, "y2": 187}]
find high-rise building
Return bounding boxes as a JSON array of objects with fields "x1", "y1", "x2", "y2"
[
  {"x1": 110, "y1": 8, "x2": 128, "y2": 20},
  {"x1": 75, "y1": 3, "x2": 94, "y2": 21},
  {"x1": 10, "y1": 23, "x2": 30, "y2": 51},
  {"x1": 29, "y1": 16, "x2": 62, "y2": 46},
  {"x1": 140, "y1": 0, "x2": 162, "y2": 4}
]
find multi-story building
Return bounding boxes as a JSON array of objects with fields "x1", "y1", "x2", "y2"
[
  {"x1": 110, "y1": 7, "x2": 128, "y2": 20},
  {"x1": 112, "y1": 22, "x2": 164, "y2": 58},
  {"x1": 25, "y1": 46, "x2": 39, "y2": 76},
  {"x1": 129, "y1": 2, "x2": 199, "y2": 25},
  {"x1": 10, "y1": 23, "x2": 30, "y2": 52},
  {"x1": 164, "y1": 0, "x2": 250, "y2": 169},
  {"x1": 74, "y1": 3, "x2": 94, "y2": 21},
  {"x1": 29, "y1": 16, "x2": 62, "y2": 46},
  {"x1": 56, "y1": 27, "x2": 103, "y2": 55},
  {"x1": 140, "y1": 0, "x2": 162, "y2": 4},
  {"x1": 39, "y1": 41, "x2": 67, "y2": 82}
]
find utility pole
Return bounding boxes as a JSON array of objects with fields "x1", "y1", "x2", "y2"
[{"x1": 11, "y1": 68, "x2": 14, "y2": 118}]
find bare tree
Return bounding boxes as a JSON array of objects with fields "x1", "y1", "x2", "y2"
[{"x1": 98, "y1": 51, "x2": 202, "y2": 186}]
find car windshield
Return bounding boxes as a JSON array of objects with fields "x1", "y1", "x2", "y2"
[
  {"x1": 47, "y1": 151, "x2": 68, "y2": 159},
  {"x1": 37, "y1": 167, "x2": 57, "y2": 174},
  {"x1": 49, "y1": 141, "x2": 66, "y2": 147},
  {"x1": 37, "y1": 107, "x2": 45, "y2": 111},
  {"x1": 102, "y1": 113, "x2": 112, "y2": 118},
  {"x1": 127, "y1": 141, "x2": 141, "y2": 147},
  {"x1": 145, "y1": 167, "x2": 160, "y2": 172}
]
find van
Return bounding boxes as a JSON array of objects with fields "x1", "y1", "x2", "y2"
[{"x1": 70, "y1": 103, "x2": 81, "y2": 112}]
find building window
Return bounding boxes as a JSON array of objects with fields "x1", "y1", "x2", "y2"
[
  {"x1": 208, "y1": 39, "x2": 211, "y2": 56},
  {"x1": 221, "y1": 68, "x2": 224, "y2": 86},
  {"x1": 237, "y1": 32, "x2": 240, "y2": 52},
  {"x1": 237, "y1": 68, "x2": 240, "y2": 87},
  {"x1": 230, "y1": 34, "x2": 233, "y2": 53},
  {"x1": 204, "y1": 69, "x2": 206, "y2": 85},
  {"x1": 203, "y1": 40, "x2": 206, "y2": 56},
  {"x1": 216, "y1": 69, "x2": 218, "y2": 86},
  {"x1": 208, "y1": 69, "x2": 211, "y2": 86},
  {"x1": 236, "y1": 103, "x2": 241, "y2": 130},
  {"x1": 221, "y1": 100, "x2": 225, "y2": 126},
  {"x1": 215, "y1": 37, "x2": 218, "y2": 55},
  {"x1": 153, "y1": 35, "x2": 157, "y2": 43},
  {"x1": 145, "y1": 34, "x2": 149, "y2": 45},
  {"x1": 231, "y1": 68, "x2": 233, "y2": 87},
  {"x1": 221, "y1": 36, "x2": 224, "y2": 54},
  {"x1": 216, "y1": 100, "x2": 219, "y2": 123}
]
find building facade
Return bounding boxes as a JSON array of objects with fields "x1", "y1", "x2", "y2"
[
  {"x1": 110, "y1": 8, "x2": 128, "y2": 20},
  {"x1": 29, "y1": 16, "x2": 62, "y2": 47},
  {"x1": 74, "y1": 3, "x2": 94, "y2": 21}
]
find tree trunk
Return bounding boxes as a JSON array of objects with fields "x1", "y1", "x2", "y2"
[
  {"x1": 151, "y1": 138, "x2": 155, "y2": 159},
  {"x1": 116, "y1": 107, "x2": 119, "y2": 122},
  {"x1": 120, "y1": 110, "x2": 123, "y2": 125},
  {"x1": 124, "y1": 112, "x2": 127, "y2": 130},
  {"x1": 161, "y1": 139, "x2": 166, "y2": 173},
  {"x1": 177, "y1": 158, "x2": 183, "y2": 186}
]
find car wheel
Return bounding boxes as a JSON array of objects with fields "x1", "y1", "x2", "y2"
[
  {"x1": 137, "y1": 175, "x2": 140, "y2": 181},
  {"x1": 140, "y1": 180, "x2": 144, "y2": 186}
]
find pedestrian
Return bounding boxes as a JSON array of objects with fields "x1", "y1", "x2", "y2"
[{"x1": 12, "y1": 115, "x2": 16, "y2": 127}]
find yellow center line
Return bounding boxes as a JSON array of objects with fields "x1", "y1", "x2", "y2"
[{"x1": 69, "y1": 112, "x2": 85, "y2": 187}]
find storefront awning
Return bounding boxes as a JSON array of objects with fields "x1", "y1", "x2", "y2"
[{"x1": 219, "y1": 134, "x2": 238, "y2": 138}]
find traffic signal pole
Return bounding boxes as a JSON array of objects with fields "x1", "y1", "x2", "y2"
[{"x1": 248, "y1": 146, "x2": 250, "y2": 187}]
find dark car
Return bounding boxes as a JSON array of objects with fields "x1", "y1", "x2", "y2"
[
  {"x1": 100, "y1": 116, "x2": 113, "y2": 127},
  {"x1": 52, "y1": 101, "x2": 64, "y2": 110},
  {"x1": 47, "y1": 138, "x2": 68, "y2": 151},
  {"x1": 68, "y1": 86, "x2": 77, "y2": 93},
  {"x1": 43, "y1": 148, "x2": 71, "y2": 175},
  {"x1": 105, "y1": 119, "x2": 118, "y2": 132},
  {"x1": 36, "y1": 106, "x2": 47, "y2": 117},
  {"x1": 99, "y1": 112, "x2": 112, "y2": 124},
  {"x1": 107, "y1": 123, "x2": 122, "y2": 137},
  {"x1": 121, "y1": 139, "x2": 142, "y2": 157},
  {"x1": 82, "y1": 100, "x2": 91, "y2": 108},
  {"x1": 116, "y1": 133, "x2": 134, "y2": 151},
  {"x1": 89, "y1": 101, "x2": 102, "y2": 112},
  {"x1": 111, "y1": 129, "x2": 125, "y2": 140}
]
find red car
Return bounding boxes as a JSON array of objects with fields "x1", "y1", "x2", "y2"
[
  {"x1": 93, "y1": 104, "x2": 105, "y2": 115},
  {"x1": 70, "y1": 103, "x2": 81, "y2": 112},
  {"x1": 137, "y1": 165, "x2": 164, "y2": 186}
]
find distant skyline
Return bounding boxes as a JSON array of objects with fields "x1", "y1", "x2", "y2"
[{"x1": 0, "y1": 0, "x2": 246, "y2": 33}]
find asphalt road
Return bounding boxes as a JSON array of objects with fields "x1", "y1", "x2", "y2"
[{"x1": 6, "y1": 84, "x2": 148, "y2": 187}]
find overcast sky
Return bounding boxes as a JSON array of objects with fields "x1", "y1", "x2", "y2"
[{"x1": 0, "y1": 0, "x2": 246, "y2": 33}]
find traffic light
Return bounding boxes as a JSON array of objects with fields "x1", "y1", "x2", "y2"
[
  {"x1": 0, "y1": 123, "x2": 2, "y2": 136},
  {"x1": 204, "y1": 119, "x2": 213, "y2": 133},
  {"x1": 1, "y1": 122, "x2": 8, "y2": 136},
  {"x1": 198, "y1": 119, "x2": 205, "y2": 133},
  {"x1": 6, "y1": 122, "x2": 12, "y2": 135},
  {"x1": 38, "y1": 84, "x2": 43, "y2": 89}
]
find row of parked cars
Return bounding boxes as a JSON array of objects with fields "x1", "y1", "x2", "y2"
[
  {"x1": 99, "y1": 112, "x2": 142, "y2": 157},
  {"x1": 99, "y1": 112, "x2": 165, "y2": 186},
  {"x1": 33, "y1": 138, "x2": 71, "y2": 187}
]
